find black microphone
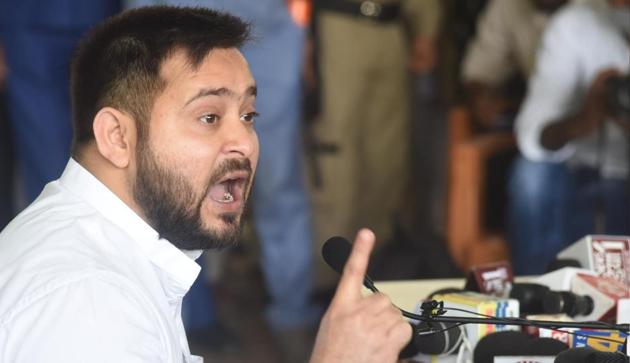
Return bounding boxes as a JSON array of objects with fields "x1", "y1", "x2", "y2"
[
  {"x1": 322, "y1": 236, "x2": 463, "y2": 357},
  {"x1": 474, "y1": 331, "x2": 569, "y2": 363},
  {"x1": 543, "y1": 290, "x2": 595, "y2": 317},
  {"x1": 554, "y1": 347, "x2": 629, "y2": 363},
  {"x1": 321, "y1": 236, "x2": 377, "y2": 292},
  {"x1": 509, "y1": 283, "x2": 550, "y2": 315},
  {"x1": 474, "y1": 331, "x2": 531, "y2": 363},
  {"x1": 412, "y1": 321, "x2": 463, "y2": 355}
]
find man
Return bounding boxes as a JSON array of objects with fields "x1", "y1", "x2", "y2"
[
  {"x1": 0, "y1": 6, "x2": 411, "y2": 362},
  {"x1": 309, "y1": 0, "x2": 442, "y2": 288},
  {"x1": 125, "y1": 2, "x2": 319, "y2": 359},
  {"x1": 509, "y1": 0, "x2": 630, "y2": 274},
  {"x1": 462, "y1": 0, "x2": 568, "y2": 130}
]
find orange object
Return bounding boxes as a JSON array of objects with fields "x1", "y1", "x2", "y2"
[
  {"x1": 446, "y1": 106, "x2": 516, "y2": 271},
  {"x1": 287, "y1": 0, "x2": 311, "y2": 27}
]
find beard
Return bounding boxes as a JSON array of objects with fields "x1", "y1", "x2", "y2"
[{"x1": 132, "y1": 139, "x2": 252, "y2": 251}]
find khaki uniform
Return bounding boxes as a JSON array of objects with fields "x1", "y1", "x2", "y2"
[
  {"x1": 462, "y1": 0, "x2": 555, "y2": 85},
  {"x1": 309, "y1": 0, "x2": 441, "y2": 287}
]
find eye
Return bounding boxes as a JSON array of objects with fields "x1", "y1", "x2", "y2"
[
  {"x1": 240, "y1": 112, "x2": 259, "y2": 123},
  {"x1": 199, "y1": 114, "x2": 219, "y2": 124}
]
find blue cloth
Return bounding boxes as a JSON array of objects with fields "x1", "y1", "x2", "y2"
[
  {"x1": 181, "y1": 256, "x2": 217, "y2": 330},
  {"x1": 126, "y1": 0, "x2": 318, "y2": 331},
  {"x1": 507, "y1": 156, "x2": 630, "y2": 275},
  {"x1": 0, "y1": 93, "x2": 14, "y2": 229},
  {"x1": 0, "y1": 0, "x2": 120, "y2": 202},
  {"x1": 243, "y1": 16, "x2": 319, "y2": 331}
]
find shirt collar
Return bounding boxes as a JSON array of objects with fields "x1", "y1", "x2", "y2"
[{"x1": 58, "y1": 158, "x2": 201, "y2": 297}]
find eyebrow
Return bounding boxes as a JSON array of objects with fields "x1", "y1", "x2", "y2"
[{"x1": 185, "y1": 85, "x2": 257, "y2": 106}]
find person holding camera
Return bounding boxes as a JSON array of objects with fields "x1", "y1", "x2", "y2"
[{"x1": 508, "y1": 0, "x2": 630, "y2": 275}]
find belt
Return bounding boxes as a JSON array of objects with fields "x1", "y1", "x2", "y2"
[{"x1": 317, "y1": 0, "x2": 401, "y2": 22}]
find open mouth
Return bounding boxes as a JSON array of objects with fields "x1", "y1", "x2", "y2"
[{"x1": 208, "y1": 171, "x2": 249, "y2": 205}]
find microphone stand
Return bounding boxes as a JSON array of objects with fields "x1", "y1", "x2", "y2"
[{"x1": 408, "y1": 300, "x2": 630, "y2": 333}]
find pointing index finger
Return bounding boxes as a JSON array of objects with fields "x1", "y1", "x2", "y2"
[{"x1": 333, "y1": 229, "x2": 376, "y2": 304}]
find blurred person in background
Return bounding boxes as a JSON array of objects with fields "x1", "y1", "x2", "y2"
[
  {"x1": 307, "y1": 0, "x2": 442, "y2": 288},
  {"x1": 125, "y1": 1, "x2": 319, "y2": 361},
  {"x1": 509, "y1": 0, "x2": 630, "y2": 274},
  {"x1": 0, "y1": 1, "x2": 121, "y2": 206},
  {"x1": 454, "y1": 0, "x2": 568, "y2": 268},
  {"x1": 461, "y1": 0, "x2": 569, "y2": 131}
]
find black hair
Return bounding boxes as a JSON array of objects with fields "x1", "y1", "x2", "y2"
[{"x1": 70, "y1": 6, "x2": 251, "y2": 155}]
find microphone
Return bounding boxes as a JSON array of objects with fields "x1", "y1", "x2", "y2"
[
  {"x1": 543, "y1": 290, "x2": 595, "y2": 317},
  {"x1": 509, "y1": 283, "x2": 551, "y2": 314},
  {"x1": 556, "y1": 235, "x2": 630, "y2": 287},
  {"x1": 554, "y1": 347, "x2": 629, "y2": 363},
  {"x1": 321, "y1": 236, "x2": 377, "y2": 292},
  {"x1": 321, "y1": 236, "x2": 629, "y2": 358},
  {"x1": 412, "y1": 321, "x2": 463, "y2": 355},
  {"x1": 322, "y1": 236, "x2": 462, "y2": 357},
  {"x1": 474, "y1": 331, "x2": 569, "y2": 363},
  {"x1": 473, "y1": 331, "x2": 531, "y2": 363}
]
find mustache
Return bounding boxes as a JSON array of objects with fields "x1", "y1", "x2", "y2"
[{"x1": 208, "y1": 158, "x2": 253, "y2": 186}]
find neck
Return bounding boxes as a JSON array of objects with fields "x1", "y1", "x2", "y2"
[{"x1": 75, "y1": 145, "x2": 148, "y2": 223}]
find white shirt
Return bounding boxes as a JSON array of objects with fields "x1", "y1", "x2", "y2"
[
  {"x1": 0, "y1": 159, "x2": 203, "y2": 362},
  {"x1": 515, "y1": 0, "x2": 630, "y2": 179}
]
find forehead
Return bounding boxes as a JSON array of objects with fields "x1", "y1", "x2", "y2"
[{"x1": 159, "y1": 48, "x2": 254, "y2": 94}]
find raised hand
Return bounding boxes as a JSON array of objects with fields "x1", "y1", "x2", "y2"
[{"x1": 310, "y1": 229, "x2": 412, "y2": 363}]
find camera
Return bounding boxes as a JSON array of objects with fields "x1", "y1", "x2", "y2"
[{"x1": 606, "y1": 74, "x2": 630, "y2": 119}]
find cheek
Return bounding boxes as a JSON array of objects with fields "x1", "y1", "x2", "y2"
[
  {"x1": 252, "y1": 133, "x2": 260, "y2": 166},
  {"x1": 161, "y1": 146, "x2": 214, "y2": 195}
]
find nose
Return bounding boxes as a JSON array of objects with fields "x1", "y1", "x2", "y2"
[{"x1": 219, "y1": 117, "x2": 258, "y2": 158}]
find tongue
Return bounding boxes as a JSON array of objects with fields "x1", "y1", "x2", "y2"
[{"x1": 208, "y1": 182, "x2": 230, "y2": 202}]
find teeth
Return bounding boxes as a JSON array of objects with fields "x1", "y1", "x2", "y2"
[{"x1": 222, "y1": 192, "x2": 234, "y2": 203}]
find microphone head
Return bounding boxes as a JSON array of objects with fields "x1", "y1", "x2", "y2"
[
  {"x1": 524, "y1": 337, "x2": 568, "y2": 356},
  {"x1": 413, "y1": 322, "x2": 463, "y2": 355},
  {"x1": 509, "y1": 283, "x2": 550, "y2": 314},
  {"x1": 322, "y1": 236, "x2": 352, "y2": 276},
  {"x1": 554, "y1": 347, "x2": 629, "y2": 363},
  {"x1": 543, "y1": 290, "x2": 594, "y2": 317},
  {"x1": 321, "y1": 236, "x2": 376, "y2": 291},
  {"x1": 473, "y1": 331, "x2": 531, "y2": 363}
]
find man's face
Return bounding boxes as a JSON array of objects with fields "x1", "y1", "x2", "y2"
[{"x1": 133, "y1": 48, "x2": 259, "y2": 250}]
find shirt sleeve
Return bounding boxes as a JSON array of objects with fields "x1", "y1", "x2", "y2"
[
  {"x1": 514, "y1": 8, "x2": 582, "y2": 162},
  {"x1": 461, "y1": 0, "x2": 517, "y2": 85},
  {"x1": 2, "y1": 275, "x2": 172, "y2": 363}
]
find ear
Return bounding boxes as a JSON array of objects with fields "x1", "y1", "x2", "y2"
[{"x1": 92, "y1": 107, "x2": 136, "y2": 169}]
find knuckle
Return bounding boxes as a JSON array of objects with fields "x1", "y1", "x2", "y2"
[{"x1": 384, "y1": 307, "x2": 402, "y2": 322}]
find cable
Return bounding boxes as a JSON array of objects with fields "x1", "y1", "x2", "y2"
[
  {"x1": 392, "y1": 298, "x2": 628, "y2": 346},
  {"x1": 415, "y1": 322, "x2": 467, "y2": 337},
  {"x1": 444, "y1": 306, "x2": 621, "y2": 331},
  {"x1": 442, "y1": 306, "x2": 628, "y2": 346}
]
